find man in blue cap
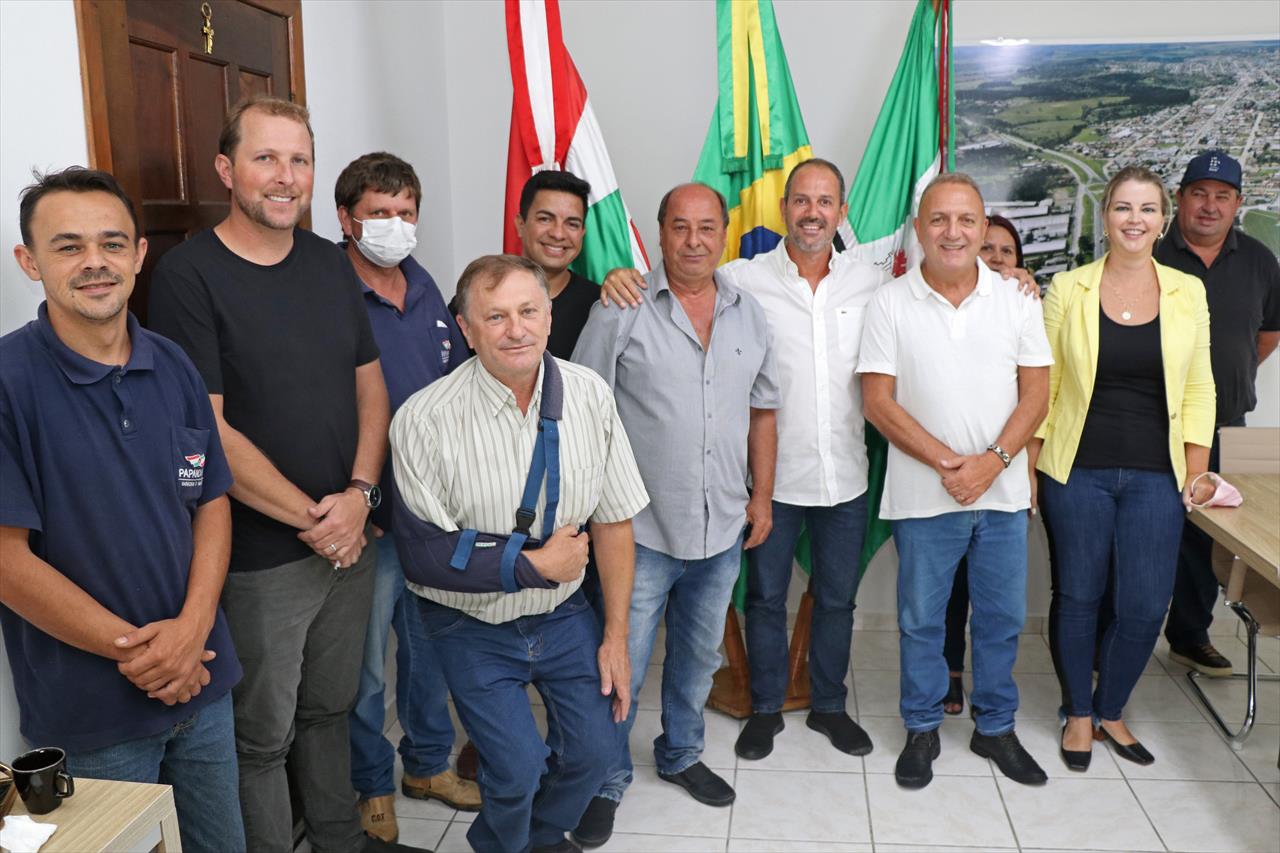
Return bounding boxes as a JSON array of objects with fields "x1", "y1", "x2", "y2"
[{"x1": 1155, "y1": 150, "x2": 1280, "y2": 675}]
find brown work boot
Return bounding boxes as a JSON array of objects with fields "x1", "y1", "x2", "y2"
[
  {"x1": 402, "y1": 768, "x2": 482, "y2": 811},
  {"x1": 457, "y1": 740, "x2": 479, "y2": 780},
  {"x1": 357, "y1": 794, "x2": 399, "y2": 843}
]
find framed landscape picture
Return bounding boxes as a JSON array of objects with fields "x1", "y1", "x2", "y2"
[{"x1": 954, "y1": 38, "x2": 1280, "y2": 280}]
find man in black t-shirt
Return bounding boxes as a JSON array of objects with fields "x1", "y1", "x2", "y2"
[
  {"x1": 513, "y1": 170, "x2": 601, "y2": 358},
  {"x1": 1154, "y1": 150, "x2": 1280, "y2": 676},
  {"x1": 149, "y1": 96, "x2": 407, "y2": 853}
]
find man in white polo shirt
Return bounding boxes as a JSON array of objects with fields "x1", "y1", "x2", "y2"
[{"x1": 858, "y1": 173, "x2": 1051, "y2": 791}]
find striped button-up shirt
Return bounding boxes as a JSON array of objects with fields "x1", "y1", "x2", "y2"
[
  {"x1": 572, "y1": 262, "x2": 781, "y2": 560},
  {"x1": 390, "y1": 355, "x2": 649, "y2": 624}
]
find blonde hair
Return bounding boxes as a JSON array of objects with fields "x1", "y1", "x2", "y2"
[{"x1": 1102, "y1": 166, "x2": 1172, "y2": 238}]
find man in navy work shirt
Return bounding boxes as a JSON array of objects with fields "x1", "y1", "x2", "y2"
[
  {"x1": 1154, "y1": 150, "x2": 1280, "y2": 677},
  {"x1": 148, "y1": 97, "x2": 409, "y2": 853},
  {"x1": 334, "y1": 151, "x2": 479, "y2": 843},
  {"x1": 0, "y1": 167, "x2": 243, "y2": 853}
]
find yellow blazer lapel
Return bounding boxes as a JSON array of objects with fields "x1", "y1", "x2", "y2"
[{"x1": 1078, "y1": 259, "x2": 1104, "y2": 399}]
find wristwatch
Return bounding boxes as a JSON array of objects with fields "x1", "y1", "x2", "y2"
[
  {"x1": 348, "y1": 479, "x2": 382, "y2": 509},
  {"x1": 986, "y1": 443, "x2": 1012, "y2": 469}
]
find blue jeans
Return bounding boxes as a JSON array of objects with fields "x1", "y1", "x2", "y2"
[
  {"x1": 893, "y1": 511, "x2": 1027, "y2": 735},
  {"x1": 745, "y1": 496, "x2": 867, "y2": 713},
  {"x1": 599, "y1": 537, "x2": 743, "y2": 801},
  {"x1": 1041, "y1": 467, "x2": 1184, "y2": 721},
  {"x1": 64, "y1": 691, "x2": 244, "y2": 853},
  {"x1": 414, "y1": 591, "x2": 616, "y2": 853},
  {"x1": 349, "y1": 538, "x2": 456, "y2": 798}
]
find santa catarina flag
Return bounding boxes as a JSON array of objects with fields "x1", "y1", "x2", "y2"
[
  {"x1": 692, "y1": 0, "x2": 813, "y2": 264},
  {"x1": 503, "y1": 0, "x2": 648, "y2": 283},
  {"x1": 843, "y1": 0, "x2": 955, "y2": 575}
]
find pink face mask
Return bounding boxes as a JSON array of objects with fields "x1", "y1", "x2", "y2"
[{"x1": 1188, "y1": 472, "x2": 1245, "y2": 508}]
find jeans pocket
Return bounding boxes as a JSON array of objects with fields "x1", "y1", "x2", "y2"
[{"x1": 417, "y1": 600, "x2": 467, "y2": 639}]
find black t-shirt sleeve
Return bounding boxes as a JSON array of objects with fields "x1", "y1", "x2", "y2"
[
  {"x1": 149, "y1": 253, "x2": 224, "y2": 395},
  {"x1": 340, "y1": 256, "x2": 380, "y2": 366},
  {"x1": 1262, "y1": 253, "x2": 1280, "y2": 332}
]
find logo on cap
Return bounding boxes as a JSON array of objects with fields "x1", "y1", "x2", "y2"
[{"x1": 1209, "y1": 156, "x2": 1220, "y2": 172}]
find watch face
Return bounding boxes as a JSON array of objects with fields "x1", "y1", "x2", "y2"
[{"x1": 367, "y1": 485, "x2": 382, "y2": 509}]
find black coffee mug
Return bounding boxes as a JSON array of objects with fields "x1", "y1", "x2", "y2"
[{"x1": 11, "y1": 747, "x2": 74, "y2": 815}]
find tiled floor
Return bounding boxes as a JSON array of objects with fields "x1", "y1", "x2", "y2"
[{"x1": 380, "y1": 623, "x2": 1280, "y2": 853}]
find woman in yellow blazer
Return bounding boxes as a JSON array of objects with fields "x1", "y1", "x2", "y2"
[{"x1": 1029, "y1": 166, "x2": 1216, "y2": 773}]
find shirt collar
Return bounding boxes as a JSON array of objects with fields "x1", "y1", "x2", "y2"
[
  {"x1": 770, "y1": 238, "x2": 840, "y2": 281},
  {"x1": 472, "y1": 354, "x2": 545, "y2": 418},
  {"x1": 37, "y1": 302, "x2": 153, "y2": 385},
  {"x1": 342, "y1": 241, "x2": 429, "y2": 313},
  {"x1": 653, "y1": 260, "x2": 743, "y2": 308},
  {"x1": 1169, "y1": 222, "x2": 1239, "y2": 258},
  {"x1": 905, "y1": 259, "x2": 991, "y2": 301}
]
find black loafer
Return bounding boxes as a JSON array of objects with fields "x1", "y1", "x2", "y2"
[
  {"x1": 971, "y1": 730, "x2": 1047, "y2": 785},
  {"x1": 894, "y1": 728, "x2": 941, "y2": 789},
  {"x1": 806, "y1": 710, "x2": 873, "y2": 756},
  {"x1": 1059, "y1": 729, "x2": 1092, "y2": 772},
  {"x1": 570, "y1": 796, "x2": 618, "y2": 849},
  {"x1": 1097, "y1": 726, "x2": 1155, "y2": 765},
  {"x1": 736, "y1": 712, "x2": 785, "y2": 760},
  {"x1": 657, "y1": 761, "x2": 735, "y2": 806}
]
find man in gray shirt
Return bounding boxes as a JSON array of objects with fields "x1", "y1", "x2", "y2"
[{"x1": 571, "y1": 183, "x2": 780, "y2": 846}]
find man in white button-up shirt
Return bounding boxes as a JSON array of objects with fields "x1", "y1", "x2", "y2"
[{"x1": 858, "y1": 173, "x2": 1051, "y2": 792}]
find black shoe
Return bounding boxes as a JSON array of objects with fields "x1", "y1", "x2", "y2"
[
  {"x1": 1059, "y1": 727, "x2": 1092, "y2": 772},
  {"x1": 363, "y1": 834, "x2": 433, "y2": 853},
  {"x1": 570, "y1": 796, "x2": 618, "y2": 849},
  {"x1": 531, "y1": 838, "x2": 582, "y2": 853},
  {"x1": 1096, "y1": 725, "x2": 1155, "y2": 765},
  {"x1": 1169, "y1": 642, "x2": 1234, "y2": 677},
  {"x1": 970, "y1": 730, "x2": 1047, "y2": 786},
  {"x1": 657, "y1": 761, "x2": 735, "y2": 806},
  {"x1": 943, "y1": 674, "x2": 965, "y2": 716},
  {"x1": 806, "y1": 710, "x2": 873, "y2": 756},
  {"x1": 894, "y1": 729, "x2": 941, "y2": 789},
  {"x1": 736, "y1": 712, "x2": 785, "y2": 760}
]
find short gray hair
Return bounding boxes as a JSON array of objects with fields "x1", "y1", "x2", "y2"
[{"x1": 454, "y1": 254, "x2": 550, "y2": 320}]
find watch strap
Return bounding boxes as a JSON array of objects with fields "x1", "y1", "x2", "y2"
[{"x1": 986, "y1": 444, "x2": 1012, "y2": 469}]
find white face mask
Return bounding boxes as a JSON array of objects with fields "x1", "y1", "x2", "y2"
[{"x1": 353, "y1": 216, "x2": 418, "y2": 267}]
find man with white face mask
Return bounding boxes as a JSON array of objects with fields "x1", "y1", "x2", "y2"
[{"x1": 335, "y1": 152, "x2": 478, "y2": 842}]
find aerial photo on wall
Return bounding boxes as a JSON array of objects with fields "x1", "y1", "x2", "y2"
[{"x1": 955, "y1": 38, "x2": 1280, "y2": 281}]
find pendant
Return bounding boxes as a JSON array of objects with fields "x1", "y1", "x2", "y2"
[{"x1": 1121, "y1": 311, "x2": 1132, "y2": 321}]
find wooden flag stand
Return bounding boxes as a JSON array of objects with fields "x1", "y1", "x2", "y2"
[{"x1": 706, "y1": 587, "x2": 814, "y2": 718}]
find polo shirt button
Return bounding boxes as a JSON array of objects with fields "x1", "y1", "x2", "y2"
[
  {"x1": 113, "y1": 374, "x2": 122, "y2": 385},
  {"x1": 121, "y1": 418, "x2": 132, "y2": 429}
]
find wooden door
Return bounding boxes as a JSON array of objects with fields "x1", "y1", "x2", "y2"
[{"x1": 76, "y1": 0, "x2": 306, "y2": 325}]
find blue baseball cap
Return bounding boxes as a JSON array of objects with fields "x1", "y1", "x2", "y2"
[{"x1": 1179, "y1": 150, "x2": 1242, "y2": 191}]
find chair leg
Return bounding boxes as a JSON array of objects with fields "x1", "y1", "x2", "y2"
[{"x1": 1183, "y1": 601, "x2": 1280, "y2": 751}]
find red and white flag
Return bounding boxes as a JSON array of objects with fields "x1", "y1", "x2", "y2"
[{"x1": 503, "y1": 0, "x2": 648, "y2": 283}]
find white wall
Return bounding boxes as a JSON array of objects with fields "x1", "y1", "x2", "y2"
[{"x1": 1, "y1": 0, "x2": 1277, "y2": 757}]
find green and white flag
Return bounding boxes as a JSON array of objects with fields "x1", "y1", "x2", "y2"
[{"x1": 842, "y1": 0, "x2": 954, "y2": 573}]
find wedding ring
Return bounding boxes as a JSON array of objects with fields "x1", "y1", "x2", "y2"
[{"x1": 327, "y1": 543, "x2": 337, "y2": 553}]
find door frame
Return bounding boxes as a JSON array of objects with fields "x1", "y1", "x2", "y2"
[{"x1": 73, "y1": 0, "x2": 308, "y2": 231}]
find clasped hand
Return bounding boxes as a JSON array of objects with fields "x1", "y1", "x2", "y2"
[
  {"x1": 939, "y1": 453, "x2": 1004, "y2": 506},
  {"x1": 298, "y1": 488, "x2": 370, "y2": 567},
  {"x1": 115, "y1": 616, "x2": 215, "y2": 706}
]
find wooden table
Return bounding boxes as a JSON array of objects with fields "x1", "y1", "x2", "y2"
[
  {"x1": 9, "y1": 777, "x2": 180, "y2": 852},
  {"x1": 1188, "y1": 473, "x2": 1280, "y2": 583}
]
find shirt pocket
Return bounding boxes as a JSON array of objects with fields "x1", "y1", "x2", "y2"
[
  {"x1": 835, "y1": 306, "x2": 867, "y2": 362},
  {"x1": 172, "y1": 425, "x2": 212, "y2": 507}
]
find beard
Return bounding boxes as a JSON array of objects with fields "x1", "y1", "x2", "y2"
[{"x1": 232, "y1": 185, "x2": 307, "y2": 231}]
